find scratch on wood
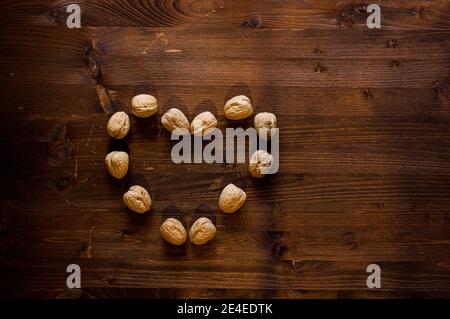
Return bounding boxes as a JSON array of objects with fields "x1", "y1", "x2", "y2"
[
  {"x1": 165, "y1": 49, "x2": 183, "y2": 53},
  {"x1": 74, "y1": 144, "x2": 89, "y2": 183},
  {"x1": 48, "y1": 123, "x2": 75, "y2": 167},
  {"x1": 120, "y1": 232, "x2": 143, "y2": 244},
  {"x1": 103, "y1": 275, "x2": 115, "y2": 284},
  {"x1": 209, "y1": 176, "x2": 224, "y2": 190},
  {"x1": 85, "y1": 125, "x2": 94, "y2": 147},
  {"x1": 85, "y1": 226, "x2": 95, "y2": 259},
  {"x1": 44, "y1": 237, "x2": 82, "y2": 244},
  {"x1": 233, "y1": 27, "x2": 247, "y2": 40},
  {"x1": 142, "y1": 32, "x2": 168, "y2": 54}
]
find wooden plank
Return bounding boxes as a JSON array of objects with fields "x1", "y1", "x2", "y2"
[
  {"x1": 3, "y1": 287, "x2": 447, "y2": 299},
  {"x1": 0, "y1": 0, "x2": 449, "y2": 30},
  {"x1": 2, "y1": 221, "x2": 449, "y2": 262},
  {"x1": 1, "y1": 260, "x2": 449, "y2": 290},
  {"x1": 1, "y1": 112, "x2": 450, "y2": 175},
  {"x1": 0, "y1": 27, "x2": 448, "y2": 60},
  {"x1": 3, "y1": 167, "x2": 450, "y2": 209},
  {"x1": 3, "y1": 287, "x2": 450, "y2": 299},
  {"x1": 0, "y1": 84, "x2": 447, "y2": 116},
  {"x1": 1, "y1": 54, "x2": 447, "y2": 88}
]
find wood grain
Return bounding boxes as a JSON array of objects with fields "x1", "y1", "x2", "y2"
[
  {"x1": 1, "y1": 0, "x2": 449, "y2": 30},
  {"x1": 0, "y1": 0, "x2": 449, "y2": 299}
]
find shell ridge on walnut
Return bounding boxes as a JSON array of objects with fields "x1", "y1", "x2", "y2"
[
  {"x1": 161, "y1": 108, "x2": 190, "y2": 133},
  {"x1": 107, "y1": 111, "x2": 130, "y2": 139},
  {"x1": 123, "y1": 185, "x2": 152, "y2": 213},
  {"x1": 254, "y1": 112, "x2": 277, "y2": 139},
  {"x1": 131, "y1": 94, "x2": 158, "y2": 118},
  {"x1": 249, "y1": 150, "x2": 274, "y2": 178},
  {"x1": 224, "y1": 95, "x2": 253, "y2": 120},
  {"x1": 189, "y1": 217, "x2": 216, "y2": 245},
  {"x1": 105, "y1": 151, "x2": 129, "y2": 179},
  {"x1": 161, "y1": 218, "x2": 187, "y2": 245},
  {"x1": 190, "y1": 111, "x2": 217, "y2": 136},
  {"x1": 219, "y1": 183, "x2": 247, "y2": 213}
]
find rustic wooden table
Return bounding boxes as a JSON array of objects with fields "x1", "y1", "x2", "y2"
[{"x1": 0, "y1": 0, "x2": 449, "y2": 299}]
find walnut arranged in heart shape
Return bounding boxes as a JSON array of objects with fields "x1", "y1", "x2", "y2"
[{"x1": 105, "y1": 94, "x2": 277, "y2": 246}]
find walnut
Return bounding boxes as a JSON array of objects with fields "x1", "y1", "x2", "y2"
[
  {"x1": 189, "y1": 217, "x2": 216, "y2": 245},
  {"x1": 254, "y1": 112, "x2": 277, "y2": 139},
  {"x1": 219, "y1": 184, "x2": 246, "y2": 213},
  {"x1": 105, "y1": 151, "x2": 129, "y2": 179},
  {"x1": 160, "y1": 218, "x2": 187, "y2": 245},
  {"x1": 224, "y1": 95, "x2": 253, "y2": 120},
  {"x1": 249, "y1": 150, "x2": 274, "y2": 178},
  {"x1": 161, "y1": 108, "x2": 190, "y2": 134},
  {"x1": 190, "y1": 111, "x2": 217, "y2": 136},
  {"x1": 107, "y1": 111, "x2": 130, "y2": 139},
  {"x1": 123, "y1": 185, "x2": 152, "y2": 213},
  {"x1": 131, "y1": 94, "x2": 158, "y2": 118}
]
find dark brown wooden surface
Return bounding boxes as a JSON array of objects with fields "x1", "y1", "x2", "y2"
[{"x1": 0, "y1": 0, "x2": 449, "y2": 299}]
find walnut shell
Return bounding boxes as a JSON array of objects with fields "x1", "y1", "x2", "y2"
[
  {"x1": 249, "y1": 150, "x2": 273, "y2": 178},
  {"x1": 160, "y1": 218, "x2": 187, "y2": 245},
  {"x1": 161, "y1": 108, "x2": 190, "y2": 134},
  {"x1": 219, "y1": 184, "x2": 246, "y2": 214},
  {"x1": 190, "y1": 111, "x2": 217, "y2": 136},
  {"x1": 107, "y1": 111, "x2": 130, "y2": 139},
  {"x1": 123, "y1": 185, "x2": 151, "y2": 214},
  {"x1": 131, "y1": 94, "x2": 158, "y2": 118},
  {"x1": 224, "y1": 95, "x2": 253, "y2": 120},
  {"x1": 254, "y1": 112, "x2": 277, "y2": 139},
  {"x1": 189, "y1": 217, "x2": 216, "y2": 245},
  {"x1": 105, "y1": 151, "x2": 129, "y2": 179}
]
